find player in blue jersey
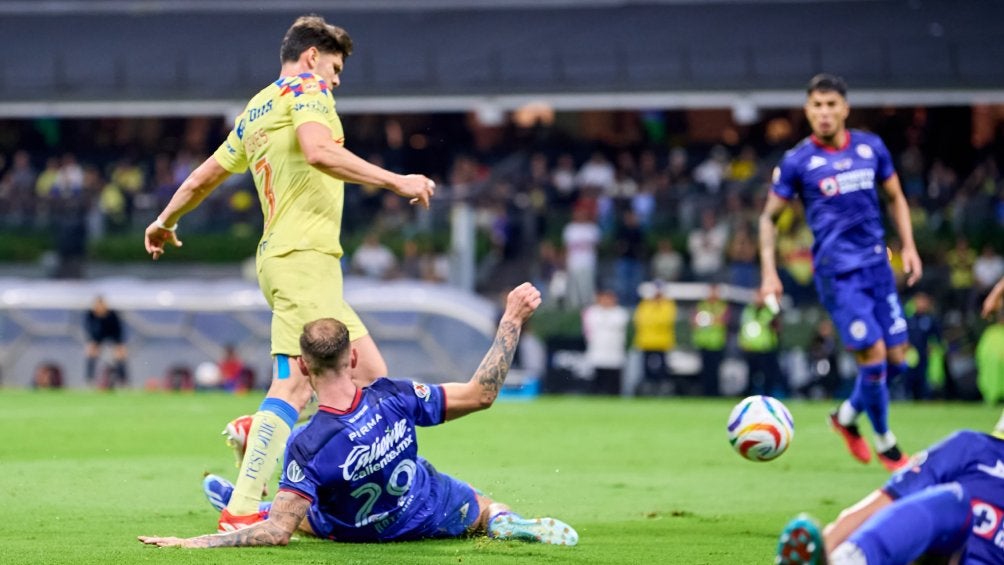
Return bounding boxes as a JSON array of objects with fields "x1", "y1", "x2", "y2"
[
  {"x1": 139, "y1": 282, "x2": 579, "y2": 549},
  {"x1": 759, "y1": 74, "x2": 922, "y2": 471},
  {"x1": 776, "y1": 423, "x2": 1004, "y2": 565}
]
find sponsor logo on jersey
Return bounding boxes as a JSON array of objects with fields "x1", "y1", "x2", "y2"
[
  {"x1": 285, "y1": 459, "x2": 305, "y2": 483},
  {"x1": 247, "y1": 100, "x2": 273, "y2": 122},
  {"x1": 413, "y1": 382, "x2": 430, "y2": 401},
  {"x1": 817, "y1": 169, "x2": 876, "y2": 197},
  {"x1": 833, "y1": 158, "x2": 853, "y2": 171},
  {"x1": 856, "y1": 144, "x2": 874, "y2": 159},
  {"x1": 978, "y1": 460, "x2": 1004, "y2": 480},
  {"x1": 340, "y1": 418, "x2": 413, "y2": 481},
  {"x1": 348, "y1": 412, "x2": 384, "y2": 441},
  {"x1": 849, "y1": 320, "x2": 868, "y2": 341},
  {"x1": 807, "y1": 156, "x2": 827, "y2": 171},
  {"x1": 772, "y1": 166, "x2": 781, "y2": 183}
]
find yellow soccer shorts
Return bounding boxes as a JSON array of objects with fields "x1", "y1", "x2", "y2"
[{"x1": 257, "y1": 249, "x2": 368, "y2": 356}]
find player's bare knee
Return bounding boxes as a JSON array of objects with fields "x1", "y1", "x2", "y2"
[{"x1": 855, "y1": 340, "x2": 886, "y2": 365}]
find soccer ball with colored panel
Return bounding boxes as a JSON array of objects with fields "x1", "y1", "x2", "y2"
[{"x1": 726, "y1": 395, "x2": 794, "y2": 461}]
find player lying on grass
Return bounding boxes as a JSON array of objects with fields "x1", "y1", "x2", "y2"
[
  {"x1": 775, "y1": 415, "x2": 1004, "y2": 565},
  {"x1": 139, "y1": 282, "x2": 578, "y2": 548}
]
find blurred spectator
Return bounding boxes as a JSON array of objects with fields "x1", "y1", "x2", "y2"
[
  {"x1": 726, "y1": 145, "x2": 759, "y2": 185},
  {"x1": 633, "y1": 281, "x2": 677, "y2": 396},
  {"x1": 165, "y1": 364, "x2": 194, "y2": 391},
  {"x1": 399, "y1": 239, "x2": 423, "y2": 279},
  {"x1": 739, "y1": 290, "x2": 785, "y2": 397},
  {"x1": 551, "y1": 153, "x2": 578, "y2": 204},
  {"x1": 650, "y1": 238, "x2": 683, "y2": 282},
  {"x1": 687, "y1": 208, "x2": 729, "y2": 282},
  {"x1": 562, "y1": 205, "x2": 601, "y2": 309},
  {"x1": 0, "y1": 150, "x2": 38, "y2": 229},
  {"x1": 974, "y1": 244, "x2": 1004, "y2": 305},
  {"x1": 613, "y1": 209, "x2": 648, "y2": 306},
  {"x1": 946, "y1": 238, "x2": 976, "y2": 312},
  {"x1": 693, "y1": 145, "x2": 730, "y2": 194},
  {"x1": 802, "y1": 318, "x2": 840, "y2": 399},
  {"x1": 976, "y1": 311, "x2": 1004, "y2": 405},
  {"x1": 351, "y1": 232, "x2": 398, "y2": 279},
  {"x1": 576, "y1": 151, "x2": 615, "y2": 195},
  {"x1": 776, "y1": 206, "x2": 815, "y2": 305},
  {"x1": 219, "y1": 343, "x2": 254, "y2": 393},
  {"x1": 581, "y1": 288, "x2": 630, "y2": 396},
  {"x1": 726, "y1": 227, "x2": 759, "y2": 288},
  {"x1": 902, "y1": 292, "x2": 942, "y2": 401},
  {"x1": 83, "y1": 296, "x2": 128, "y2": 388},
  {"x1": 32, "y1": 362, "x2": 64, "y2": 389},
  {"x1": 692, "y1": 284, "x2": 729, "y2": 396},
  {"x1": 54, "y1": 152, "x2": 84, "y2": 197}
]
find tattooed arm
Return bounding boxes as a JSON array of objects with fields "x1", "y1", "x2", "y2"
[
  {"x1": 138, "y1": 490, "x2": 310, "y2": 548},
  {"x1": 442, "y1": 282, "x2": 542, "y2": 420}
]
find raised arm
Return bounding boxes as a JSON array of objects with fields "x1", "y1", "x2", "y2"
[
  {"x1": 882, "y1": 174, "x2": 922, "y2": 286},
  {"x1": 138, "y1": 490, "x2": 309, "y2": 548},
  {"x1": 758, "y1": 191, "x2": 790, "y2": 301},
  {"x1": 144, "y1": 156, "x2": 232, "y2": 260},
  {"x1": 441, "y1": 282, "x2": 542, "y2": 420},
  {"x1": 296, "y1": 122, "x2": 434, "y2": 208}
]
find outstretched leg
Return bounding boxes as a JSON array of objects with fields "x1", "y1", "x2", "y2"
[{"x1": 471, "y1": 494, "x2": 579, "y2": 546}]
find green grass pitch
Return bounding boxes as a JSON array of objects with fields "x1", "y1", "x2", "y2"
[{"x1": 0, "y1": 390, "x2": 997, "y2": 564}]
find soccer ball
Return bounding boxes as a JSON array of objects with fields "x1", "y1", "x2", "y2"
[{"x1": 726, "y1": 395, "x2": 794, "y2": 462}]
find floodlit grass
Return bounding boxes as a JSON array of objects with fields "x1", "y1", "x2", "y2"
[{"x1": 0, "y1": 390, "x2": 996, "y2": 564}]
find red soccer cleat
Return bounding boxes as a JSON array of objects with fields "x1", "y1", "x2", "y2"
[
  {"x1": 828, "y1": 411, "x2": 872, "y2": 464},
  {"x1": 217, "y1": 508, "x2": 267, "y2": 533},
  {"x1": 877, "y1": 445, "x2": 911, "y2": 472},
  {"x1": 223, "y1": 415, "x2": 253, "y2": 466}
]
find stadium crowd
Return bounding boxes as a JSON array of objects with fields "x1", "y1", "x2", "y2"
[{"x1": 2, "y1": 107, "x2": 1003, "y2": 399}]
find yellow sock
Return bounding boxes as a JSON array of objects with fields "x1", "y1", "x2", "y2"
[{"x1": 226, "y1": 410, "x2": 292, "y2": 515}]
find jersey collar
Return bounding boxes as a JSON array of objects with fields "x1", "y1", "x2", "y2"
[
  {"x1": 810, "y1": 130, "x2": 850, "y2": 153},
  {"x1": 319, "y1": 388, "x2": 363, "y2": 416}
]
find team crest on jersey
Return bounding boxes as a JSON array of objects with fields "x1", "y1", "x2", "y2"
[
  {"x1": 413, "y1": 382, "x2": 431, "y2": 400},
  {"x1": 856, "y1": 144, "x2": 874, "y2": 159},
  {"x1": 971, "y1": 499, "x2": 1003, "y2": 539},
  {"x1": 286, "y1": 460, "x2": 305, "y2": 483},
  {"x1": 236, "y1": 118, "x2": 246, "y2": 140},
  {"x1": 772, "y1": 166, "x2": 781, "y2": 184},
  {"x1": 849, "y1": 320, "x2": 868, "y2": 341},
  {"x1": 819, "y1": 176, "x2": 840, "y2": 197}
]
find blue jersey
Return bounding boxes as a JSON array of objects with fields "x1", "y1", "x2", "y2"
[
  {"x1": 278, "y1": 378, "x2": 455, "y2": 542},
  {"x1": 884, "y1": 431, "x2": 1004, "y2": 564},
  {"x1": 772, "y1": 130, "x2": 897, "y2": 276}
]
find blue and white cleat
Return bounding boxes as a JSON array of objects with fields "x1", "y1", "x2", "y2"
[
  {"x1": 776, "y1": 513, "x2": 825, "y2": 564},
  {"x1": 203, "y1": 473, "x2": 234, "y2": 512},
  {"x1": 488, "y1": 513, "x2": 579, "y2": 546}
]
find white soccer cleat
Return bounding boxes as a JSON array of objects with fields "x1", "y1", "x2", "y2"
[{"x1": 489, "y1": 514, "x2": 578, "y2": 546}]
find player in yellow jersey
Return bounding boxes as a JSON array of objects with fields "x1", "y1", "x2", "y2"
[{"x1": 144, "y1": 14, "x2": 435, "y2": 532}]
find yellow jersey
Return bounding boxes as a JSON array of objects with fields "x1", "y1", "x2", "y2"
[{"x1": 213, "y1": 72, "x2": 346, "y2": 260}]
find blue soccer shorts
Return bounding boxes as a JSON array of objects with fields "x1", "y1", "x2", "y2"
[{"x1": 814, "y1": 262, "x2": 908, "y2": 351}]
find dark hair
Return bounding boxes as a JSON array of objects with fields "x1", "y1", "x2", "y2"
[
  {"x1": 280, "y1": 14, "x2": 354, "y2": 63},
  {"x1": 299, "y1": 318, "x2": 351, "y2": 374},
  {"x1": 806, "y1": 73, "x2": 847, "y2": 97}
]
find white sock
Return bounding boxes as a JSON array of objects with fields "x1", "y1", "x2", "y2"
[
  {"x1": 837, "y1": 400, "x2": 858, "y2": 427},
  {"x1": 830, "y1": 541, "x2": 868, "y2": 565},
  {"x1": 874, "y1": 431, "x2": 897, "y2": 453}
]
